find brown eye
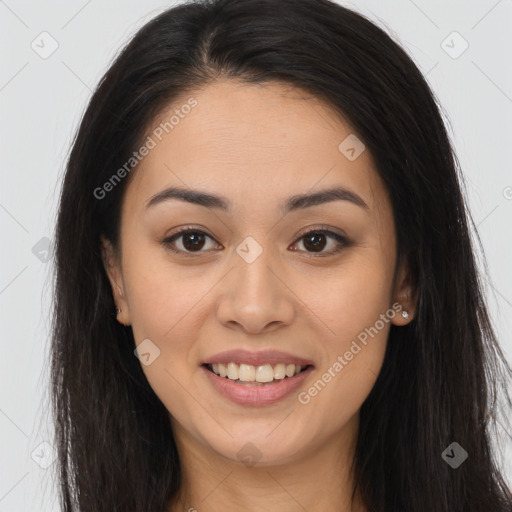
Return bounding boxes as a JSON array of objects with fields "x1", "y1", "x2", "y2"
[
  {"x1": 180, "y1": 231, "x2": 206, "y2": 251},
  {"x1": 291, "y1": 229, "x2": 349, "y2": 257},
  {"x1": 162, "y1": 229, "x2": 219, "y2": 255},
  {"x1": 302, "y1": 232, "x2": 328, "y2": 252}
]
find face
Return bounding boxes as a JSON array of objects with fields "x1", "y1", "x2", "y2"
[{"x1": 102, "y1": 79, "x2": 415, "y2": 467}]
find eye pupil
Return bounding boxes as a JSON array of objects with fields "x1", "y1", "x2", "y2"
[
  {"x1": 183, "y1": 232, "x2": 206, "y2": 251},
  {"x1": 303, "y1": 233, "x2": 326, "y2": 252}
]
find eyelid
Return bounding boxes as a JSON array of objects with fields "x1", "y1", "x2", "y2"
[
  {"x1": 161, "y1": 225, "x2": 350, "y2": 257},
  {"x1": 294, "y1": 224, "x2": 348, "y2": 243},
  {"x1": 291, "y1": 225, "x2": 350, "y2": 258},
  {"x1": 161, "y1": 226, "x2": 219, "y2": 256}
]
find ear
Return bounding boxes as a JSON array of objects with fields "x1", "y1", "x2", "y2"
[
  {"x1": 101, "y1": 235, "x2": 131, "y2": 326},
  {"x1": 391, "y1": 255, "x2": 417, "y2": 326}
]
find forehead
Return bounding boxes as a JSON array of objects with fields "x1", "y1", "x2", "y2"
[{"x1": 123, "y1": 79, "x2": 386, "y2": 217}]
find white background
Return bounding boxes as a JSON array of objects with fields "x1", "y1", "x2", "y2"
[{"x1": 1, "y1": 0, "x2": 511, "y2": 510}]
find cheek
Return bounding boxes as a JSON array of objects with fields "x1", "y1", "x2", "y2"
[
  {"x1": 298, "y1": 253, "x2": 393, "y2": 398},
  {"x1": 122, "y1": 249, "x2": 216, "y2": 383},
  {"x1": 299, "y1": 252, "x2": 394, "y2": 343},
  {"x1": 122, "y1": 241, "x2": 209, "y2": 338},
  {"x1": 122, "y1": 256, "x2": 210, "y2": 414},
  {"x1": 295, "y1": 263, "x2": 392, "y2": 436}
]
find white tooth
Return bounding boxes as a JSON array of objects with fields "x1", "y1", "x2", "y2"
[
  {"x1": 215, "y1": 361, "x2": 307, "y2": 381},
  {"x1": 273, "y1": 363, "x2": 286, "y2": 379},
  {"x1": 285, "y1": 364, "x2": 296, "y2": 377},
  {"x1": 239, "y1": 363, "x2": 256, "y2": 382},
  {"x1": 227, "y1": 362, "x2": 239, "y2": 380},
  {"x1": 218, "y1": 363, "x2": 227, "y2": 377},
  {"x1": 256, "y1": 364, "x2": 274, "y2": 383}
]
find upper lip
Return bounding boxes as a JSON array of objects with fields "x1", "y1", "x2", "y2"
[{"x1": 201, "y1": 349, "x2": 315, "y2": 368}]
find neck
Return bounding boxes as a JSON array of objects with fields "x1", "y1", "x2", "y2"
[{"x1": 168, "y1": 413, "x2": 367, "y2": 512}]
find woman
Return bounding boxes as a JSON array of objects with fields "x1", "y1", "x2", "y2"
[{"x1": 51, "y1": 0, "x2": 512, "y2": 510}]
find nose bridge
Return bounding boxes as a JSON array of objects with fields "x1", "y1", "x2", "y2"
[
  {"x1": 233, "y1": 233, "x2": 280, "y2": 301},
  {"x1": 216, "y1": 233, "x2": 295, "y2": 333}
]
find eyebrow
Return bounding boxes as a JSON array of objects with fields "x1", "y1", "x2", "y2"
[{"x1": 144, "y1": 185, "x2": 369, "y2": 213}]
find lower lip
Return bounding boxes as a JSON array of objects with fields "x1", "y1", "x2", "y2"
[{"x1": 201, "y1": 365, "x2": 314, "y2": 407}]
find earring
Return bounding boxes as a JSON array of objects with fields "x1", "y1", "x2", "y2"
[
  {"x1": 111, "y1": 306, "x2": 121, "y2": 317},
  {"x1": 401, "y1": 310, "x2": 409, "y2": 319}
]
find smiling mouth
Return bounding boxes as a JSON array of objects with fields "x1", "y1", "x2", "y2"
[{"x1": 203, "y1": 363, "x2": 313, "y2": 386}]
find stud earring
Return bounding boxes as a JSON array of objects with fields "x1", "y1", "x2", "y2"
[
  {"x1": 111, "y1": 306, "x2": 121, "y2": 317},
  {"x1": 401, "y1": 310, "x2": 409, "y2": 319}
]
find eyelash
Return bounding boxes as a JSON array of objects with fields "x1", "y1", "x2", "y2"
[{"x1": 161, "y1": 225, "x2": 350, "y2": 258}]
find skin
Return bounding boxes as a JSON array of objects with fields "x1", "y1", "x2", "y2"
[{"x1": 102, "y1": 79, "x2": 416, "y2": 512}]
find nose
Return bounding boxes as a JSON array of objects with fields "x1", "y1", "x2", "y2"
[{"x1": 216, "y1": 240, "x2": 295, "y2": 335}]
